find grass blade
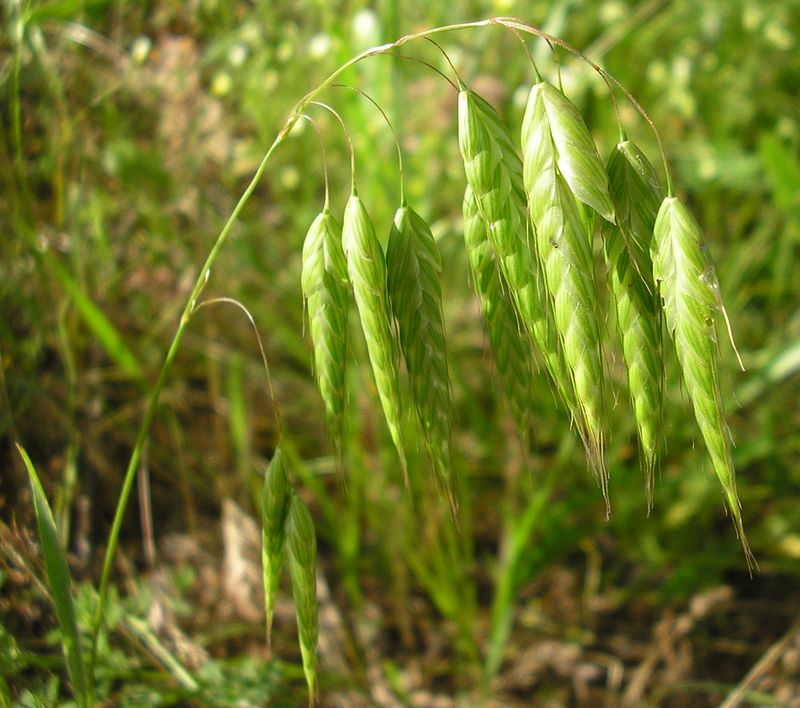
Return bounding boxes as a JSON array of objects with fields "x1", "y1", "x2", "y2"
[
  {"x1": 44, "y1": 252, "x2": 144, "y2": 382},
  {"x1": 16, "y1": 444, "x2": 89, "y2": 706}
]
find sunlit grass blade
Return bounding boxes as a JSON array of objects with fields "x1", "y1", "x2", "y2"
[
  {"x1": 286, "y1": 494, "x2": 319, "y2": 703},
  {"x1": 45, "y1": 252, "x2": 144, "y2": 382},
  {"x1": 463, "y1": 186, "x2": 536, "y2": 445},
  {"x1": 522, "y1": 84, "x2": 608, "y2": 496},
  {"x1": 261, "y1": 447, "x2": 291, "y2": 645},
  {"x1": 17, "y1": 444, "x2": 89, "y2": 707},
  {"x1": 604, "y1": 140, "x2": 664, "y2": 504},
  {"x1": 342, "y1": 191, "x2": 408, "y2": 480},
  {"x1": 301, "y1": 209, "x2": 350, "y2": 461},
  {"x1": 387, "y1": 204, "x2": 455, "y2": 507},
  {"x1": 652, "y1": 196, "x2": 753, "y2": 566}
]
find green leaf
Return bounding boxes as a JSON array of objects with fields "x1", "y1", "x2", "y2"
[{"x1": 17, "y1": 444, "x2": 89, "y2": 706}]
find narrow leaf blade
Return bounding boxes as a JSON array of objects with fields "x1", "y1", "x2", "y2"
[{"x1": 17, "y1": 444, "x2": 89, "y2": 704}]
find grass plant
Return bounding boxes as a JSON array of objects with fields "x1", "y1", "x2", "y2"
[{"x1": 4, "y1": 6, "x2": 785, "y2": 704}]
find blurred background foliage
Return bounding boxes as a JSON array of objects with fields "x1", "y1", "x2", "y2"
[{"x1": 1, "y1": 0, "x2": 799, "y2": 704}]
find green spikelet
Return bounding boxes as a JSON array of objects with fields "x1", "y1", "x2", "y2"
[
  {"x1": 524, "y1": 80, "x2": 615, "y2": 222},
  {"x1": 652, "y1": 196, "x2": 753, "y2": 566},
  {"x1": 463, "y1": 186, "x2": 536, "y2": 445},
  {"x1": 457, "y1": 86, "x2": 573, "y2": 412},
  {"x1": 261, "y1": 448, "x2": 291, "y2": 645},
  {"x1": 387, "y1": 204, "x2": 455, "y2": 507},
  {"x1": 604, "y1": 141, "x2": 664, "y2": 505},
  {"x1": 522, "y1": 79, "x2": 609, "y2": 499},
  {"x1": 301, "y1": 209, "x2": 349, "y2": 461},
  {"x1": 286, "y1": 494, "x2": 319, "y2": 701},
  {"x1": 342, "y1": 191, "x2": 408, "y2": 480}
]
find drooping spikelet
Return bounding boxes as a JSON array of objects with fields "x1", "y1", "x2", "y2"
[
  {"x1": 521, "y1": 79, "x2": 612, "y2": 500},
  {"x1": 261, "y1": 448, "x2": 291, "y2": 645},
  {"x1": 342, "y1": 191, "x2": 408, "y2": 480},
  {"x1": 301, "y1": 209, "x2": 349, "y2": 460},
  {"x1": 286, "y1": 494, "x2": 319, "y2": 701},
  {"x1": 463, "y1": 185, "x2": 536, "y2": 446},
  {"x1": 604, "y1": 140, "x2": 664, "y2": 505},
  {"x1": 457, "y1": 85, "x2": 573, "y2": 412},
  {"x1": 387, "y1": 204, "x2": 455, "y2": 506},
  {"x1": 652, "y1": 196, "x2": 753, "y2": 566}
]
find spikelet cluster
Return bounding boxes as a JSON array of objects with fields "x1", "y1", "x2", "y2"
[
  {"x1": 260, "y1": 449, "x2": 321, "y2": 699},
  {"x1": 521, "y1": 79, "x2": 614, "y2": 495},
  {"x1": 457, "y1": 86, "x2": 571, "y2": 410}
]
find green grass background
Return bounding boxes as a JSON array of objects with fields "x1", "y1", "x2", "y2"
[{"x1": 2, "y1": 0, "x2": 799, "y2": 703}]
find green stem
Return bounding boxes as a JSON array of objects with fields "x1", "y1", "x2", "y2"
[{"x1": 88, "y1": 133, "x2": 287, "y2": 681}]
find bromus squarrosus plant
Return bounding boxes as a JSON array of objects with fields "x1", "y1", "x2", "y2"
[{"x1": 19, "y1": 16, "x2": 753, "y2": 705}]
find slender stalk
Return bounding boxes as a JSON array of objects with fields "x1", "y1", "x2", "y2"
[{"x1": 89, "y1": 133, "x2": 287, "y2": 681}]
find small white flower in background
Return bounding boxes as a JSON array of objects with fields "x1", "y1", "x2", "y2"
[
  {"x1": 131, "y1": 35, "x2": 151, "y2": 64},
  {"x1": 742, "y1": 5, "x2": 764, "y2": 32},
  {"x1": 228, "y1": 43, "x2": 248, "y2": 68},
  {"x1": 241, "y1": 22, "x2": 260, "y2": 46},
  {"x1": 777, "y1": 117, "x2": 796, "y2": 140},
  {"x1": 211, "y1": 71, "x2": 233, "y2": 97},
  {"x1": 672, "y1": 56, "x2": 692, "y2": 84},
  {"x1": 352, "y1": 9, "x2": 378, "y2": 48},
  {"x1": 308, "y1": 33, "x2": 332, "y2": 59},
  {"x1": 444, "y1": 45, "x2": 465, "y2": 75}
]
